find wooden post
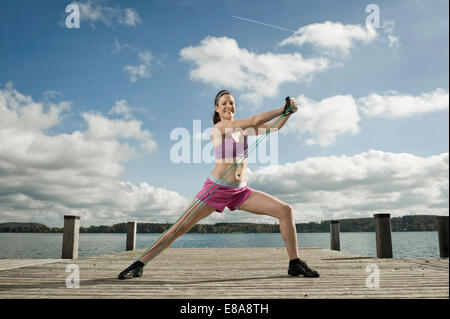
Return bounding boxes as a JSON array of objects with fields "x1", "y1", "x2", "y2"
[
  {"x1": 436, "y1": 216, "x2": 449, "y2": 258},
  {"x1": 62, "y1": 215, "x2": 80, "y2": 259},
  {"x1": 374, "y1": 213, "x2": 393, "y2": 258},
  {"x1": 330, "y1": 220, "x2": 340, "y2": 251},
  {"x1": 126, "y1": 221, "x2": 137, "y2": 251}
]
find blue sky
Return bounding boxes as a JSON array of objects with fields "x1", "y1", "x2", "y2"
[{"x1": 0, "y1": 0, "x2": 448, "y2": 226}]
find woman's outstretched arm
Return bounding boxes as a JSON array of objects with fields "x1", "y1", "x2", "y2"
[
  {"x1": 255, "y1": 113, "x2": 291, "y2": 134},
  {"x1": 215, "y1": 106, "x2": 285, "y2": 134},
  {"x1": 244, "y1": 98, "x2": 298, "y2": 135}
]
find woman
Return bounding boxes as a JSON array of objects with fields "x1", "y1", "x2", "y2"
[{"x1": 118, "y1": 90, "x2": 319, "y2": 279}]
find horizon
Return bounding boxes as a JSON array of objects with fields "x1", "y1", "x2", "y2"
[{"x1": 0, "y1": 213, "x2": 441, "y2": 228}]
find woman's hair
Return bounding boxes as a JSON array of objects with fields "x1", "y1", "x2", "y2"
[{"x1": 213, "y1": 89, "x2": 232, "y2": 124}]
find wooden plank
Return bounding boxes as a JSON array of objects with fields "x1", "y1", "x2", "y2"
[
  {"x1": 0, "y1": 248, "x2": 447, "y2": 299},
  {"x1": 0, "y1": 259, "x2": 61, "y2": 271}
]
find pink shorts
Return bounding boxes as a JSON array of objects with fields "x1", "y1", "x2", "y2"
[{"x1": 195, "y1": 176, "x2": 254, "y2": 213}]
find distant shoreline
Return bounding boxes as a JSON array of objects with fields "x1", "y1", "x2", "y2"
[
  {"x1": 0, "y1": 230, "x2": 440, "y2": 234},
  {"x1": 0, "y1": 215, "x2": 442, "y2": 233}
]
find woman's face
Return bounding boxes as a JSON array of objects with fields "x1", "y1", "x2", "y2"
[{"x1": 215, "y1": 94, "x2": 235, "y2": 121}]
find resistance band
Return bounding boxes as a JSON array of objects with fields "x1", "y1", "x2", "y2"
[{"x1": 138, "y1": 97, "x2": 295, "y2": 266}]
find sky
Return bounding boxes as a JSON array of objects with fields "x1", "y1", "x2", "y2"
[{"x1": 0, "y1": 0, "x2": 448, "y2": 227}]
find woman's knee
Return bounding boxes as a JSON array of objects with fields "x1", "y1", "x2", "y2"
[{"x1": 279, "y1": 203, "x2": 293, "y2": 221}]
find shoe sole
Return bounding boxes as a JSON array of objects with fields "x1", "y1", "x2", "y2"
[
  {"x1": 134, "y1": 267, "x2": 144, "y2": 277},
  {"x1": 288, "y1": 270, "x2": 320, "y2": 278},
  {"x1": 118, "y1": 269, "x2": 143, "y2": 280}
]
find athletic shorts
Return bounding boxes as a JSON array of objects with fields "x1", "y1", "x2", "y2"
[{"x1": 195, "y1": 174, "x2": 254, "y2": 213}]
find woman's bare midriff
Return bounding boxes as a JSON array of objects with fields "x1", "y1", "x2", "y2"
[{"x1": 210, "y1": 159, "x2": 248, "y2": 183}]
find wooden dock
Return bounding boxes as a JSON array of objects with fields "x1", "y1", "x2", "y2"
[{"x1": 0, "y1": 248, "x2": 448, "y2": 299}]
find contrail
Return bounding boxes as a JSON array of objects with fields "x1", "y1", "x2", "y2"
[{"x1": 232, "y1": 15, "x2": 296, "y2": 33}]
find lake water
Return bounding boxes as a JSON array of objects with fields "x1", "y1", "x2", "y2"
[{"x1": 0, "y1": 232, "x2": 441, "y2": 259}]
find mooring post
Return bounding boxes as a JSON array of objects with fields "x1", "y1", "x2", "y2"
[
  {"x1": 330, "y1": 220, "x2": 340, "y2": 251},
  {"x1": 126, "y1": 221, "x2": 137, "y2": 251},
  {"x1": 436, "y1": 216, "x2": 449, "y2": 258},
  {"x1": 374, "y1": 213, "x2": 393, "y2": 258},
  {"x1": 62, "y1": 215, "x2": 80, "y2": 259}
]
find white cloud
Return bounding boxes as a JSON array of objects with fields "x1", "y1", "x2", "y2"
[
  {"x1": 0, "y1": 84, "x2": 188, "y2": 227},
  {"x1": 0, "y1": 82, "x2": 69, "y2": 132},
  {"x1": 358, "y1": 88, "x2": 449, "y2": 118},
  {"x1": 179, "y1": 36, "x2": 331, "y2": 105},
  {"x1": 82, "y1": 112, "x2": 157, "y2": 154},
  {"x1": 282, "y1": 89, "x2": 448, "y2": 147},
  {"x1": 124, "y1": 50, "x2": 153, "y2": 83},
  {"x1": 118, "y1": 8, "x2": 142, "y2": 27},
  {"x1": 247, "y1": 150, "x2": 449, "y2": 222},
  {"x1": 279, "y1": 21, "x2": 378, "y2": 55},
  {"x1": 382, "y1": 20, "x2": 399, "y2": 47},
  {"x1": 109, "y1": 98, "x2": 155, "y2": 121},
  {"x1": 284, "y1": 94, "x2": 361, "y2": 146},
  {"x1": 113, "y1": 41, "x2": 161, "y2": 83},
  {"x1": 388, "y1": 35, "x2": 399, "y2": 47},
  {"x1": 43, "y1": 90, "x2": 61, "y2": 100},
  {"x1": 74, "y1": 0, "x2": 141, "y2": 28},
  {"x1": 109, "y1": 99, "x2": 133, "y2": 119},
  {"x1": 112, "y1": 39, "x2": 136, "y2": 54},
  {"x1": 381, "y1": 20, "x2": 395, "y2": 35}
]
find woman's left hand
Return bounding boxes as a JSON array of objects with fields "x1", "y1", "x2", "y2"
[{"x1": 284, "y1": 97, "x2": 299, "y2": 115}]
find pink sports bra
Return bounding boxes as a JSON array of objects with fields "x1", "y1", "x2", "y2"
[{"x1": 214, "y1": 132, "x2": 248, "y2": 160}]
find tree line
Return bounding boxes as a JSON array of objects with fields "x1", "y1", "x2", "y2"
[{"x1": 0, "y1": 215, "x2": 441, "y2": 233}]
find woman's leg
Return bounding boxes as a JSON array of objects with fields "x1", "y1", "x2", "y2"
[
  {"x1": 237, "y1": 190, "x2": 299, "y2": 260},
  {"x1": 139, "y1": 199, "x2": 216, "y2": 265}
]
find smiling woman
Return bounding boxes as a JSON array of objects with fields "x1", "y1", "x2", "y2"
[
  {"x1": 118, "y1": 90, "x2": 321, "y2": 280},
  {"x1": 212, "y1": 89, "x2": 232, "y2": 124}
]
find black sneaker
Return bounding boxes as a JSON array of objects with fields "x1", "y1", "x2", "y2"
[
  {"x1": 118, "y1": 261, "x2": 144, "y2": 280},
  {"x1": 288, "y1": 258, "x2": 320, "y2": 278}
]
